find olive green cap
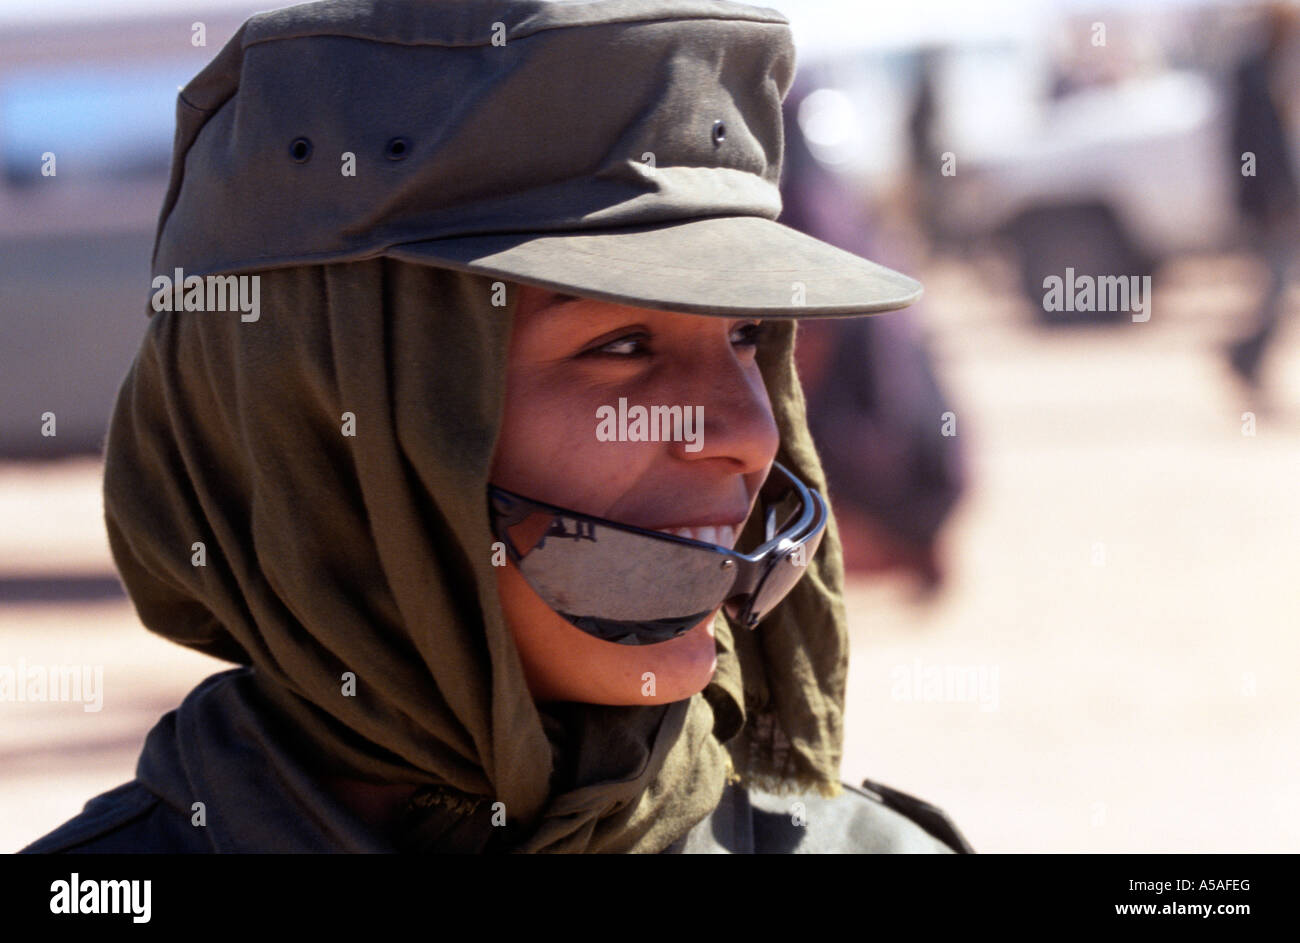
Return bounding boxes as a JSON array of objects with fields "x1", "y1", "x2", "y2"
[{"x1": 153, "y1": 0, "x2": 921, "y2": 317}]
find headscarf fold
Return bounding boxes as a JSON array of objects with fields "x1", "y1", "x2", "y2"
[{"x1": 103, "y1": 257, "x2": 851, "y2": 852}]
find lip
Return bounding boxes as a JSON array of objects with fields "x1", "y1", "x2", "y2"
[{"x1": 645, "y1": 517, "x2": 748, "y2": 531}]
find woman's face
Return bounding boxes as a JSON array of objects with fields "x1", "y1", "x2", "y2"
[{"x1": 490, "y1": 283, "x2": 781, "y2": 705}]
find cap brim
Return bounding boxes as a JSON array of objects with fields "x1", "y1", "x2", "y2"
[{"x1": 386, "y1": 215, "x2": 921, "y2": 318}]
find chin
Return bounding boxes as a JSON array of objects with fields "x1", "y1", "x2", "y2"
[{"x1": 629, "y1": 613, "x2": 719, "y2": 705}]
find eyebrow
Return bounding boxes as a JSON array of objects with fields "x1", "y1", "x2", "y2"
[{"x1": 533, "y1": 291, "x2": 587, "y2": 321}]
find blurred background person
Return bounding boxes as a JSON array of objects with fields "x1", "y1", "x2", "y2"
[
  {"x1": 1224, "y1": 2, "x2": 1300, "y2": 395},
  {"x1": 779, "y1": 74, "x2": 969, "y2": 593}
]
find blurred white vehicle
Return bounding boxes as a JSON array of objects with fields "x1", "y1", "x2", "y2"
[{"x1": 784, "y1": 0, "x2": 1284, "y2": 316}]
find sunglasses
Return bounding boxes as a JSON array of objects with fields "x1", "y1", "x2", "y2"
[{"x1": 487, "y1": 460, "x2": 827, "y2": 645}]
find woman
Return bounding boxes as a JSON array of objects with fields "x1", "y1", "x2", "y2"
[{"x1": 20, "y1": 0, "x2": 972, "y2": 853}]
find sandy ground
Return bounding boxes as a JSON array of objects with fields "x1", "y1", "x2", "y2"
[{"x1": 2, "y1": 251, "x2": 1297, "y2": 853}]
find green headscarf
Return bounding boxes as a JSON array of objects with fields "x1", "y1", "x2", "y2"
[{"x1": 103, "y1": 257, "x2": 850, "y2": 852}]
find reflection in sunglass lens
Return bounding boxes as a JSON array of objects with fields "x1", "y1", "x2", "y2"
[{"x1": 512, "y1": 515, "x2": 738, "y2": 644}]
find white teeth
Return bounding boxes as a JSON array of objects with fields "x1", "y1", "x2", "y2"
[{"x1": 667, "y1": 524, "x2": 737, "y2": 548}]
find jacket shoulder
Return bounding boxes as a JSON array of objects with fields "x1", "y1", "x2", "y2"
[
  {"x1": 851, "y1": 777, "x2": 975, "y2": 853},
  {"x1": 670, "y1": 777, "x2": 974, "y2": 854},
  {"x1": 17, "y1": 780, "x2": 210, "y2": 854},
  {"x1": 745, "y1": 779, "x2": 974, "y2": 854}
]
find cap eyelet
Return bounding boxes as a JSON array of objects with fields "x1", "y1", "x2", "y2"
[
  {"x1": 384, "y1": 137, "x2": 411, "y2": 161},
  {"x1": 720, "y1": 559, "x2": 735, "y2": 570},
  {"x1": 288, "y1": 137, "x2": 313, "y2": 162},
  {"x1": 711, "y1": 120, "x2": 726, "y2": 145}
]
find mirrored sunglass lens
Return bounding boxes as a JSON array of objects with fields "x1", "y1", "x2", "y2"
[{"x1": 507, "y1": 512, "x2": 738, "y2": 644}]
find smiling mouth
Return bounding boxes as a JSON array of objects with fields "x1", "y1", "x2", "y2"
[{"x1": 649, "y1": 522, "x2": 743, "y2": 549}]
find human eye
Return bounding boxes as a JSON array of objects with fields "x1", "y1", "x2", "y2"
[
  {"x1": 585, "y1": 330, "x2": 651, "y2": 358},
  {"x1": 731, "y1": 320, "x2": 767, "y2": 349},
  {"x1": 600, "y1": 333, "x2": 650, "y2": 356},
  {"x1": 578, "y1": 320, "x2": 765, "y2": 361}
]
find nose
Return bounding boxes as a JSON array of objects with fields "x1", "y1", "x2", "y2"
[{"x1": 666, "y1": 329, "x2": 780, "y2": 476}]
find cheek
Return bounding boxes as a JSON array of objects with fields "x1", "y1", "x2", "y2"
[
  {"x1": 491, "y1": 379, "x2": 609, "y2": 491},
  {"x1": 491, "y1": 373, "x2": 662, "y2": 507},
  {"x1": 492, "y1": 383, "x2": 561, "y2": 483}
]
